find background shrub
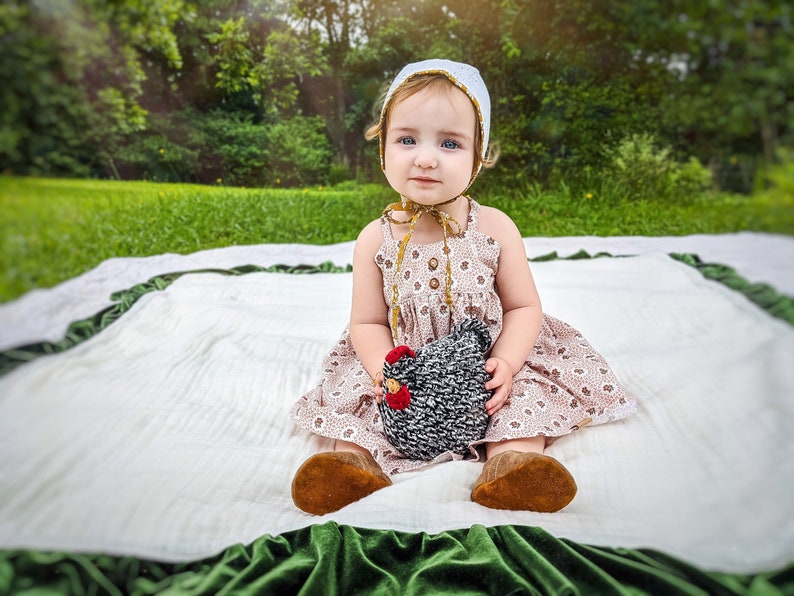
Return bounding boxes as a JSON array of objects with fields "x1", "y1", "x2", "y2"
[
  {"x1": 195, "y1": 110, "x2": 271, "y2": 187},
  {"x1": 116, "y1": 131, "x2": 200, "y2": 182},
  {"x1": 113, "y1": 111, "x2": 333, "y2": 187},
  {"x1": 265, "y1": 117, "x2": 333, "y2": 187},
  {"x1": 603, "y1": 134, "x2": 712, "y2": 202}
]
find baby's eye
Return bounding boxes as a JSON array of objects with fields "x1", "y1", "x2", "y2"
[
  {"x1": 399, "y1": 137, "x2": 416, "y2": 145},
  {"x1": 441, "y1": 140, "x2": 460, "y2": 150}
]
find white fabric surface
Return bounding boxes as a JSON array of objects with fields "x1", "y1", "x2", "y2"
[
  {"x1": 1, "y1": 246, "x2": 793, "y2": 574},
  {"x1": 1, "y1": 232, "x2": 791, "y2": 351}
]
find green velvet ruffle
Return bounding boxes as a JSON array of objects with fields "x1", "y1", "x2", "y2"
[{"x1": 3, "y1": 523, "x2": 792, "y2": 595}]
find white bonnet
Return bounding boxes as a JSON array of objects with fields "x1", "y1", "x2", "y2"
[{"x1": 378, "y1": 59, "x2": 491, "y2": 177}]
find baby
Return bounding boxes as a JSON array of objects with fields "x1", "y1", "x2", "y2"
[{"x1": 289, "y1": 59, "x2": 635, "y2": 515}]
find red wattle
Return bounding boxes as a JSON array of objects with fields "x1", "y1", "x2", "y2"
[{"x1": 385, "y1": 385, "x2": 411, "y2": 410}]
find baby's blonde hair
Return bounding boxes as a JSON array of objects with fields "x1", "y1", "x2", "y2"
[{"x1": 365, "y1": 74, "x2": 498, "y2": 174}]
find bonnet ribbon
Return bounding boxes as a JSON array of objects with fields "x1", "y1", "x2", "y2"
[{"x1": 382, "y1": 196, "x2": 463, "y2": 342}]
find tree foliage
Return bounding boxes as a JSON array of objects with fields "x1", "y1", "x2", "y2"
[{"x1": 0, "y1": 0, "x2": 790, "y2": 192}]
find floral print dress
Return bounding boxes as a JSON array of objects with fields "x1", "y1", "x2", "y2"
[{"x1": 290, "y1": 199, "x2": 635, "y2": 474}]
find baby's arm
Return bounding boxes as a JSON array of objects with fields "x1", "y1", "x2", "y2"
[
  {"x1": 349, "y1": 220, "x2": 395, "y2": 399},
  {"x1": 480, "y1": 208, "x2": 543, "y2": 415}
]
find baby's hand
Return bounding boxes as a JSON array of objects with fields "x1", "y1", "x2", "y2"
[
  {"x1": 484, "y1": 357, "x2": 513, "y2": 416},
  {"x1": 373, "y1": 371, "x2": 384, "y2": 403}
]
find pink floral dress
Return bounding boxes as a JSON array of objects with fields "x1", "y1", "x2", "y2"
[{"x1": 290, "y1": 199, "x2": 635, "y2": 474}]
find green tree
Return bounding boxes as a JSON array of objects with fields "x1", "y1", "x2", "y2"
[
  {"x1": 295, "y1": 0, "x2": 467, "y2": 174},
  {"x1": 0, "y1": 0, "x2": 190, "y2": 178},
  {"x1": 206, "y1": 7, "x2": 327, "y2": 117},
  {"x1": 489, "y1": 0, "x2": 668, "y2": 184},
  {"x1": 0, "y1": 3, "x2": 94, "y2": 176},
  {"x1": 656, "y1": 1, "x2": 794, "y2": 190},
  {"x1": 2, "y1": 0, "x2": 789, "y2": 191}
]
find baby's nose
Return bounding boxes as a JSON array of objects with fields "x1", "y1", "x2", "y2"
[{"x1": 414, "y1": 146, "x2": 438, "y2": 168}]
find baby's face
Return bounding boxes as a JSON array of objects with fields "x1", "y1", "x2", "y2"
[{"x1": 383, "y1": 85, "x2": 476, "y2": 206}]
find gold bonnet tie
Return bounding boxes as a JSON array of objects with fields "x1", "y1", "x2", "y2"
[{"x1": 382, "y1": 196, "x2": 464, "y2": 342}]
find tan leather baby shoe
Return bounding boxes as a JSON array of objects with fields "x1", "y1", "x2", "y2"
[
  {"x1": 292, "y1": 451, "x2": 392, "y2": 515},
  {"x1": 471, "y1": 450, "x2": 577, "y2": 512}
]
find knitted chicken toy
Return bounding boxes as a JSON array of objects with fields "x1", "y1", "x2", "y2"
[{"x1": 379, "y1": 318, "x2": 493, "y2": 460}]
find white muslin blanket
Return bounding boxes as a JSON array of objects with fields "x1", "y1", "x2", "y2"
[{"x1": 0, "y1": 243, "x2": 793, "y2": 575}]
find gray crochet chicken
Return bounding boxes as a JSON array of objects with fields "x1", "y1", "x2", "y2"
[{"x1": 379, "y1": 318, "x2": 493, "y2": 460}]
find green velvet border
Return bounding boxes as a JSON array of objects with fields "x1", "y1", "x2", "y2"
[
  {"x1": 2, "y1": 523, "x2": 792, "y2": 595},
  {"x1": 669, "y1": 253, "x2": 794, "y2": 325}
]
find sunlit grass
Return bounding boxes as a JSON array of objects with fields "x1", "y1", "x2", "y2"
[
  {"x1": 1, "y1": 175, "x2": 791, "y2": 303},
  {"x1": 493, "y1": 183, "x2": 794, "y2": 237}
]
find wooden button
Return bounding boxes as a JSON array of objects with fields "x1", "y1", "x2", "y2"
[
  {"x1": 428, "y1": 257, "x2": 439, "y2": 270},
  {"x1": 429, "y1": 278, "x2": 440, "y2": 289}
]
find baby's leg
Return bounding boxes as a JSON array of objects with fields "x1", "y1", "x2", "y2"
[
  {"x1": 472, "y1": 436, "x2": 577, "y2": 512},
  {"x1": 485, "y1": 436, "x2": 545, "y2": 459},
  {"x1": 334, "y1": 439, "x2": 373, "y2": 455}
]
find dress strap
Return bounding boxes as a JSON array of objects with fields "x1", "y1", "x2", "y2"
[
  {"x1": 379, "y1": 215, "x2": 395, "y2": 243},
  {"x1": 466, "y1": 197, "x2": 481, "y2": 232}
]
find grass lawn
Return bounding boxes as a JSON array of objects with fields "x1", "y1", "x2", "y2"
[{"x1": 1, "y1": 175, "x2": 792, "y2": 303}]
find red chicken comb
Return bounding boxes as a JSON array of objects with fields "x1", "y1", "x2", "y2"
[{"x1": 384, "y1": 345, "x2": 416, "y2": 365}]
